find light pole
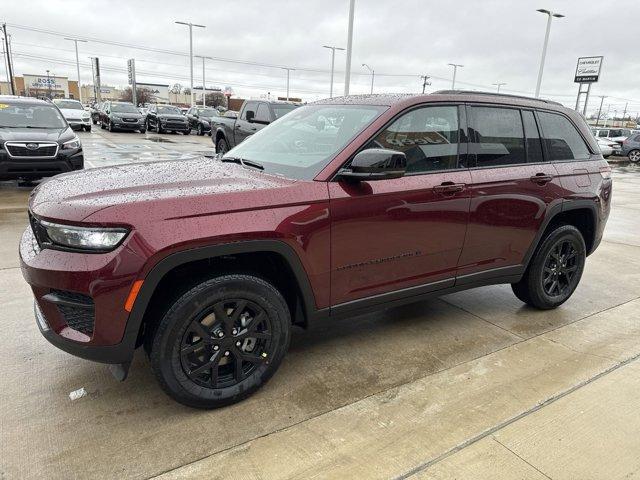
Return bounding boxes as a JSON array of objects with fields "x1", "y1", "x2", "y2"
[
  {"x1": 492, "y1": 82, "x2": 507, "y2": 93},
  {"x1": 282, "y1": 67, "x2": 295, "y2": 101},
  {"x1": 362, "y1": 63, "x2": 374, "y2": 94},
  {"x1": 322, "y1": 45, "x2": 344, "y2": 98},
  {"x1": 46, "y1": 69, "x2": 53, "y2": 99},
  {"x1": 344, "y1": 0, "x2": 356, "y2": 96},
  {"x1": 64, "y1": 38, "x2": 87, "y2": 104},
  {"x1": 448, "y1": 63, "x2": 463, "y2": 89},
  {"x1": 175, "y1": 21, "x2": 206, "y2": 107},
  {"x1": 534, "y1": 9, "x2": 564, "y2": 98},
  {"x1": 195, "y1": 55, "x2": 212, "y2": 107}
]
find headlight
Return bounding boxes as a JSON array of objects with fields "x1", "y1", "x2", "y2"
[
  {"x1": 82, "y1": 113, "x2": 90, "y2": 119},
  {"x1": 62, "y1": 136, "x2": 81, "y2": 150},
  {"x1": 202, "y1": 120, "x2": 210, "y2": 126},
  {"x1": 40, "y1": 220, "x2": 129, "y2": 251}
]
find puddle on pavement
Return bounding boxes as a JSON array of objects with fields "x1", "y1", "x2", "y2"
[{"x1": 146, "y1": 137, "x2": 176, "y2": 143}]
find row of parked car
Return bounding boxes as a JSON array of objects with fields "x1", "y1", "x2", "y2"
[
  {"x1": 591, "y1": 127, "x2": 640, "y2": 161},
  {"x1": 88, "y1": 100, "x2": 227, "y2": 135}
]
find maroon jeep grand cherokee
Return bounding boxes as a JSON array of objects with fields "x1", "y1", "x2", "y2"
[{"x1": 20, "y1": 92, "x2": 612, "y2": 408}]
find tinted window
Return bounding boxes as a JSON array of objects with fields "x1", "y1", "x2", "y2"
[
  {"x1": 0, "y1": 103, "x2": 67, "y2": 128},
  {"x1": 522, "y1": 110, "x2": 544, "y2": 163},
  {"x1": 242, "y1": 102, "x2": 257, "y2": 120},
  {"x1": 255, "y1": 103, "x2": 270, "y2": 122},
  {"x1": 471, "y1": 107, "x2": 525, "y2": 166},
  {"x1": 598, "y1": 130, "x2": 609, "y2": 138},
  {"x1": 273, "y1": 104, "x2": 298, "y2": 118},
  {"x1": 537, "y1": 111, "x2": 590, "y2": 161},
  {"x1": 367, "y1": 105, "x2": 460, "y2": 173}
]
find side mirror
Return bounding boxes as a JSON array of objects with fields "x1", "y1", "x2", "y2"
[
  {"x1": 339, "y1": 149, "x2": 406, "y2": 182},
  {"x1": 245, "y1": 110, "x2": 255, "y2": 123}
]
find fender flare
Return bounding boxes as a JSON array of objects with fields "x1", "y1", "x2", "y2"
[
  {"x1": 122, "y1": 240, "x2": 321, "y2": 352},
  {"x1": 522, "y1": 200, "x2": 598, "y2": 270}
]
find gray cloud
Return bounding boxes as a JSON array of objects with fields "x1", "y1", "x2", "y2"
[{"x1": 3, "y1": 0, "x2": 639, "y2": 116}]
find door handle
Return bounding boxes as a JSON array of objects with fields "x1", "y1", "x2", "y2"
[
  {"x1": 433, "y1": 182, "x2": 465, "y2": 194},
  {"x1": 235, "y1": 124, "x2": 241, "y2": 130},
  {"x1": 530, "y1": 173, "x2": 553, "y2": 185}
]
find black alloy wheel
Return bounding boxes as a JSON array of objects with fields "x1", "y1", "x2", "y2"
[
  {"x1": 197, "y1": 124, "x2": 204, "y2": 136},
  {"x1": 541, "y1": 239, "x2": 580, "y2": 297},
  {"x1": 511, "y1": 224, "x2": 586, "y2": 310},
  {"x1": 156, "y1": 120, "x2": 162, "y2": 134},
  {"x1": 180, "y1": 299, "x2": 273, "y2": 389},
  {"x1": 149, "y1": 274, "x2": 291, "y2": 408}
]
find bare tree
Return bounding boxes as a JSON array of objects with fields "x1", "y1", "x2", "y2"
[
  {"x1": 169, "y1": 83, "x2": 182, "y2": 94},
  {"x1": 205, "y1": 91, "x2": 227, "y2": 108},
  {"x1": 120, "y1": 87, "x2": 156, "y2": 105}
]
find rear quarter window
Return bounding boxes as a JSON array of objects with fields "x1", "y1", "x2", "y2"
[{"x1": 537, "y1": 111, "x2": 590, "y2": 161}]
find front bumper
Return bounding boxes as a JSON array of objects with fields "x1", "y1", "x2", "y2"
[
  {"x1": 0, "y1": 149, "x2": 83, "y2": 180},
  {"x1": 20, "y1": 224, "x2": 145, "y2": 364},
  {"x1": 67, "y1": 118, "x2": 92, "y2": 130},
  {"x1": 112, "y1": 120, "x2": 145, "y2": 131}
]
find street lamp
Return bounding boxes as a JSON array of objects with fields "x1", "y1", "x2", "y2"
[
  {"x1": 195, "y1": 55, "x2": 212, "y2": 107},
  {"x1": 322, "y1": 45, "x2": 345, "y2": 98},
  {"x1": 64, "y1": 38, "x2": 87, "y2": 104},
  {"x1": 448, "y1": 63, "x2": 463, "y2": 89},
  {"x1": 534, "y1": 9, "x2": 564, "y2": 98},
  {"x1": 344, "y1": 0, "x2": 356, "y2": 96},
  {"x1": 492, "y1": 82, "x2": 507, "y2": 93},
  {"x1": 175, "y1": 21, "x2": 206, "y2": 107},
  {"x1": 362, "y1": 63, "x2": 374, "y2": 94},
  {"x1": 281, "y1": 67, "x2": 295, "y2": 101}
]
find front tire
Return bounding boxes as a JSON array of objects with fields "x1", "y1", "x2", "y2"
[
  {"x1": 216, "y1": 137, "x2": 229, "y2": 155},
  {"x1": 628, "y1": 150, "x2": 640, "y2": 162},
  {"x1": 150, "y1": 274, "x2": 291, "y2": 409},
  {"x1": 197, "y1": 124, "x2": 204, "y2": 136},
  {"x1": 511, "y1": 224, "x2": 586, "y2": 310}
]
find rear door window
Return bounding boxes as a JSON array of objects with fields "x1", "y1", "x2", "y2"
[
  {"x1": 255, "y1": 103, "x2": 270, "y2": 122},
  {"x1": 469, "y1": 107, "x2": 526, "y2": 167},
  {"x1": 537, "y1": 111, "x2": 590, "y2": 161}
]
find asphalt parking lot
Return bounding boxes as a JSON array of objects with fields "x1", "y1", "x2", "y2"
[{"x1": 1, "y1": 129, "x2": 640, "y2": 479}]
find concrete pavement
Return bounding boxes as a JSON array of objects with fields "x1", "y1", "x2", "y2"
[{"x1": 1, "y1": 130, "x2": 639, "y2": 479}]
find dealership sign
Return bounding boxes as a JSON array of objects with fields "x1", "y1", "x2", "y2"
[{"x1": 574, "y1": 56, "x2": 603, "y2": 83}]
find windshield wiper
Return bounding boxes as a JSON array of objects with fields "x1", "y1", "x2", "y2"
[{"x1": 221, "y1": 156, "x2": 264, "y2": 170}]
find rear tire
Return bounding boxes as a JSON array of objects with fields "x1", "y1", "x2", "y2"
[
  {"x1": 511, "y1": 224, "x2": 586, "y2": 310},
  {"x1": 150, "y1": 274, "x2": 291, "y2": 409}
]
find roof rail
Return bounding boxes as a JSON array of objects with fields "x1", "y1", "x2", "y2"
[{"x1": 432, "y1": 90, "x2": 563, "y2": 106}]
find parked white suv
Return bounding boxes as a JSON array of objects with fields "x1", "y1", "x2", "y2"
[
  {"x1": 52, "y1": 99, "x2": 92, "y2": 132},
  {"x1": 593, "y1": 127, "x2": 632, "y2": 146}
]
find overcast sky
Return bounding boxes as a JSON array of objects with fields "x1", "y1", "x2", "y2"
[{"x1": 2, "y1": 0, "x2": 639, "y2": 117}]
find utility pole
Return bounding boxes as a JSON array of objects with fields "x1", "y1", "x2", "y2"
[
  {"x1": 175, "y1": 21, "x2": 206, "y2": 107},
  {"x1": 595, "y1": 95, "x2": 606, "y2": 127},
  {"x1": 448, "y1": 63, "x2": 463, "y2": 89},
  {"x1": 344, "y1": 0, "x2": 355, "y2": 96},
  {"x1": 64, "y1": 38, "x2": 87, "y2": 104},
  {"x1": 420, "y1": 75, "x2": 431, "y2": 94},
  {"x1": 622, "y1": 102, "x2": 628, "y2": 125},
  {"x1": 492, "y1": 82, "x2": 507, "y2": 93},
  {"x1": 535, "y1": 9, "x2": 564, "y2": 98},
  {"x1": 322, "y1": 45, "x2": 345, "y2": 98},
  {"x1": 603, "y1": 104, "x2": 611, "y2": 127},
  {"x1": 2, "y1": 24, "x2": 15, "y2": 95},
  {"x1": 282, "y1": 67, "x2": 294, "y2": 100}
]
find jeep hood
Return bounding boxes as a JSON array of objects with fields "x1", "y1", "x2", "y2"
[{"x1": 29, "y1": 157, "x2": 300, "y2": 222}]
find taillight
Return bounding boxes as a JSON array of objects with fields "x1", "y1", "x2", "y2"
[{"x1": 599, "y1": 166, "x2": 612, "y2": 179}]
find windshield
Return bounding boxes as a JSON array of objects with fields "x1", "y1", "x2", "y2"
[
  {"x1": 197, "y1": 108, "x2": 218, "y2": 117},
  {"x1": 111, "y1": 103, "x2": 139, "y2": 113},
  {"x1": 0, "y1": 103, "x2": 67, "y2": 128},
  {"x1": 225, "y1": 104, "x2": 386, "y2": 180},
  {"x1": 158, "y1": 106, "x2": 182, "y2": 115},
  {"x1": 272, "y1": 104, "x2": 299, "y2": 119},
  {"x1": 53, "y1": 100, "x2": 83, "y2": 110}
]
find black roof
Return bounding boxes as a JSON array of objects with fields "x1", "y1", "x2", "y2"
[{"x1": 313, "y1": 91, "x2": 563, "y2": 107}]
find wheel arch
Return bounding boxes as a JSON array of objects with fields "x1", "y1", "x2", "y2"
[
  {"x1": 523, "y1": 201, "x2": 598, "y2": 271},
  {"x1": 127, "y1": 240, "x2": 320, "y2": 351}
]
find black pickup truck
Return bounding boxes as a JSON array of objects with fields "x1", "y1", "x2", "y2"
[{"x1": 211, "y1": 100, "x2": 299, "y2": 154}]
